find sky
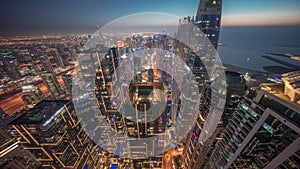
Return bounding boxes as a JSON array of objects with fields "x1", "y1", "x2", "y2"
[{"x1": 0, "y1": 0, "x2": 300, "y2": 36}]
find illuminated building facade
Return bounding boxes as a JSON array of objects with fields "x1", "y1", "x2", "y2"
[
  {"x1": 207, "y1": 71, "x2": 300, "y2": 169},
  {"x1": 0, "y1": 138, "x2": 41, "y2": 169},
  {"x1": 181, "y1": 71, "x2": 247, "y2": 169},
  {"x1": 177, "y1": 0, "x2": 223, "y2": 93},
  {"x1": 195, "y1": 0, "x2": 222, "y2": 49},
  {"x1": 21, "y1": 85, "x2": 44, "y2": 108},
  {"x1": 93, "y1": 36, "x2": 181, "y2": 167},
  {"x1": 0, "y1": 53, "x2": 22, "y2": 81},
  {"x1": 9, "y1": 100, "x2": 108, "y2": 168},
  {"x1": 1, "y1": 110, "x2": 41, "y2": 169}
]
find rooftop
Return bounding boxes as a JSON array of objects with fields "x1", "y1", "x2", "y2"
[
  {"x1": 260, "y1": 83, "x2": 300, "y2": 112},
  {"x1": 9, "y1": 100, "x2": 69, "y2": 126},
  {"x1": 282, "y1": 71, "x2": 300, "y2": 88},
  {"x1": 281, "y1": 70, "x2": 300, "y2": 103}
]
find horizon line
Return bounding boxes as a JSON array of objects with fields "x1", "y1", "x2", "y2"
[{"x1": 1, "y1": 23, "x2": 300, "y2": 37}]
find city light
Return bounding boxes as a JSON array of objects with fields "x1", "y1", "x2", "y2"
[{"x1": 0, "y1": 0, "x2": 300, "y2": 169}]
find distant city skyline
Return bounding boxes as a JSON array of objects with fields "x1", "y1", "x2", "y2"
[{"x1": 0, "y1": 0, "x2": 300, "y2": 36}]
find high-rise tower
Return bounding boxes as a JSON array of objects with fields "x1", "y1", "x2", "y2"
[
  {"x1": 207, "y1": 71, "x2": 300, "y2": 168},
  {"x1": 9, "y1": 100, "x2": 108, "y2": 168},
  {"x1": 181, "y1": 71, "x2": 247, "y2": 169},
  {"x1": 195, "y1": 0, "x2": 222, "y2": 49}
]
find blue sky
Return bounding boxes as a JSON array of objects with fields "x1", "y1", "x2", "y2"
[{"x1": 0, "y1": 0, "x2": 299, "y2": 35}]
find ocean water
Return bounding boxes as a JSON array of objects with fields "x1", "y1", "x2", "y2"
[{"x1": 218, "y1": 25, "x2": 300, "y2": 72}]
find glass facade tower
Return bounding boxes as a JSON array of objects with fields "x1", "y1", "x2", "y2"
[{"x1": 195, "y1": 0, "x2": 222, "y2": 49}]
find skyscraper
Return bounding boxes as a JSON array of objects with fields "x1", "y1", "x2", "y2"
[
  {"x1": 180, "y1": 1, "x2": 224, "y2": 167},
  {"x1": 181, "y1": 71, "x2": 247, "y2": 169},
  {"x1": 0, "y1": 109, "x2": 41, "y2": 169},
  {"x1": 207, "y1": 71, "x2": 300, "y2": 169},
  {"x1": 195, "y1": 0, "x2": 222, "y2": 49},
  {"x1": 8, "y1": 100, "x2": 108, "y2": 168},
  {"x1": 177, "y1": 0, "x2": 222, "y2": 93}
]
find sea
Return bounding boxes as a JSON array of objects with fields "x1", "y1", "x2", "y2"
[{"x1": 218, "y1": 25, "x2": 300, "y2": 72}]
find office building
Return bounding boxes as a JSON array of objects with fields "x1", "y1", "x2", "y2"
[
  {"x1": 177, "y1": 0, "x2": 223, "y2": 91},
  {"x1": 0, "y1": 110, "x2": 41, "y2": 169}
]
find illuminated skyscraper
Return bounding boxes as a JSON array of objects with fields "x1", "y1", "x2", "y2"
[
  {"x1": 195, "y1": 0, "x2": 222, "y2": 49},
  {"x1": 181, "y1": 71, "x2": 247, "y2": 169},
  {"x1": 207, "y1": 71, "x2": 300, "y2": 169},
  {"x1": 0, "y1": 109, "x2": 41, "y2": 169},
  {"x1": 178, "y1": 0, "x2": 222, "y2": 91},
  {"x1": 9, "y1": 100, "x2": 108, "y2": 168}
]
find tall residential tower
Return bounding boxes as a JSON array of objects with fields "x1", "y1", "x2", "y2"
[
  {"x1": 195, "y1": 0, "x2": 222, "y2": 49},
  {"x1": 207, "y1": 71, "x2": 300, "y2": 169}
]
